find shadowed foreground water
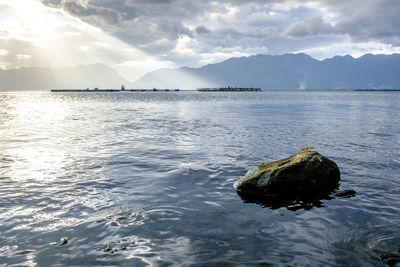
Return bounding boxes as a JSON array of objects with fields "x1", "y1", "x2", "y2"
[{"x1": 0, "y1": 91, "x2": 399, "y2": 266}]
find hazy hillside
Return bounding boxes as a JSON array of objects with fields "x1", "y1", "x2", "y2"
[
  {"x1": 132, "y1": 53, "x2": 400, "y2": 90},
  {"x1": 3, "y1": 54, "x2": 400, "y2": 91},
  {"x1": 0, "y1": 64, "x2": 129, "y2": 91}
]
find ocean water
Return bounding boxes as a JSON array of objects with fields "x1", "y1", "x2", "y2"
[{"x1": 0, "y1": 91, "x2": 399, "y2": 266}]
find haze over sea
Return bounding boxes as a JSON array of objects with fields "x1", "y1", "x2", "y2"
[{"x1": 0, "y1": 90, "x2": 399, "y2": 266}]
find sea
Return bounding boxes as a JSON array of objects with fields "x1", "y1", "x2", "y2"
[{"x1": 0, "y1": 90, "x2": 399, "y2": 266}]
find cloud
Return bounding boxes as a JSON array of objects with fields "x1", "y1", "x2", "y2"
[
  {"x1": 0, "y1": 30, "x2": 9, "y2": 37},
  {"x1": 195, "y1": 25, "x2": 211, "y2": 35},
  {"x1": 40, "y1": 0, "x2": 202, "y2": 53},
  {"x1": 16, "y1": 54, "x2": 32, "y2": 59},
  {"x1": 286, "y1": 16, "x2": 336, "y2": 38},
  {"x1": 334, "y1": 0, "x2": 400, "y2": 45},
  {"x1": 296, "y1": 40, "x2": 400, "y2": 60},
  {"x1": 2, "y1": 0, "x2": 400, "y2": 79},
  {"x1": 0, "y1": 0, "x2": 177, "y2": 81},
  {"x1": 39, "y1": 0, "x2": 400, "y2": 59},
  {"x1": 39, "y1": 1, "x2": 288, "y2": 55},
  {"x1": 282, "y1": 0, "x2": 400, "y2": 45},
  {"x1": 0, "y1": 48, "x2": 9, "y2": 56}
]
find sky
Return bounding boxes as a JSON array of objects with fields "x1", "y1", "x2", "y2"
[{"x1": 1, "y1": 0, "x2": 400, "y2": 82}]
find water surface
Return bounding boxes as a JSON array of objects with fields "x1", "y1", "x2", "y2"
[{"x1": 0, "y1": 91, "x2": 399, "y2": 266}]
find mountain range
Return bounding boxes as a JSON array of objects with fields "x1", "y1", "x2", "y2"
[
  {"x1": 1, "y1": 53, "x2": 400, "y2": 91},
  {"x1": 132, "y1": 53, "x2": 400, "y2": 90},
  {"x1": 0, "y1": 63, "x2": 129, "y2": 91}
]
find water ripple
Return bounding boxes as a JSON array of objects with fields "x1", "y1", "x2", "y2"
[{"x1": 0, "y1": 91, "x2": 399, "y2": 265}]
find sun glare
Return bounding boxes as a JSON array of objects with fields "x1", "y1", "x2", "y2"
[
  {"x1": 0, "y1": 0, "x2": 66, "y2": 42},
  {"x1": 3, "y1": 94, "x2": 69, "y2": 182},
  {"x1": 0, "y1": 0, "x2": 175, "y2": 82}
]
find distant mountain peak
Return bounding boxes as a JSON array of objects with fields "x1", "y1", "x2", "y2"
[{"x1": 133, "y1": 53, "x2": 400, "y2": 90}]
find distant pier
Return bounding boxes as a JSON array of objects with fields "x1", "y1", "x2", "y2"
[
  {"x1": 354, "y1": 89, "x2": 400, "y2": 92},
  {"x1": 197, "y1": 87, "x2": 261, "y2": 92},
  {"x1": 51, "y1": 86, "x2": 262, "y2": 92},
  {"x1": 51, "y1": 88, "x2": 181, "y2": 92}
]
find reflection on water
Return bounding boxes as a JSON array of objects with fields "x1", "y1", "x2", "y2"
[
  {"x1": 0, "y1": 91, "x2": 400, "y2": 266},
  {"x1": 236, "y1": 190, "x2": 329, "y2": 211},
  {"x1": 2, "y1": 95, "x2": 69, "y2": 182}
]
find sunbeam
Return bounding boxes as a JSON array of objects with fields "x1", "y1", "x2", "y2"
[{"x1": 0, "y1": 0, "x2": 178, "y2": 83}]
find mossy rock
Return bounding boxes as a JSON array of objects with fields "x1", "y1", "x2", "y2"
[{"x1": 234, "y1": 151, "x2": 340, "y2": 197}]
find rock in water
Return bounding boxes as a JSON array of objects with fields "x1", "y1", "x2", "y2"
[
  {"x1": 334, "y1": 189, "x2": 356, "y2": 198},
  {"x1": 234, "y1": 151, "x2": 340, "y2": 196}
]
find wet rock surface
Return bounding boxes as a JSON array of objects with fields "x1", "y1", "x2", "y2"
[
  {"x1": 50, "y1": 237, "x2": 68, "y2": 247},
  {"x1": 234, "y1": 151, "x2": 341, "y2": 196},
  {"x1": 380, "y1": 251, "x2": 400, "y2": 267},
  {"x1": 334, "y1": 189, "x2": 357, "y2": 198}
]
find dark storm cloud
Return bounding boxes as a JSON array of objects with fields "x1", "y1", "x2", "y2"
[{"x1": 39, "y1": 0, "x2": 400, "y2": 59}]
